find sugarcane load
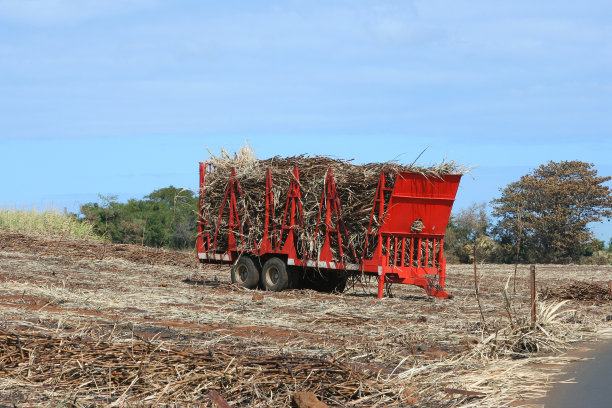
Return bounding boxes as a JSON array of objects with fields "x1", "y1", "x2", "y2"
[{"x1": 197, "y1": 146, "x2": 466, "y2": 299}]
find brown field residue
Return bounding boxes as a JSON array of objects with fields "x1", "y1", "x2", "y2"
[{"x1": 1, "y1": 232, "x2": 611, "y2": 407}]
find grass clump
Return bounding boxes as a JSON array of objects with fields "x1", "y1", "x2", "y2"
[{"x1": 0, "y1": 209, "x2": 103, "y2": 241}]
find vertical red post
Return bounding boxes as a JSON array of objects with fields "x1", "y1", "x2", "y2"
[
  {"x1": 212, "y1": 170, "x2": 233, "y2": 250},
  {"x1": 377, "y1": 272, "x2": 385, "y2": 298},
  {"x1": 198, "y1": 162, "x2": 206, "y2": 251},
  {"x1": 376, "y1": 173, "x2": 386, "y2": 258},
  {"x1": 439, "y1": 256, "x2": 446, "y2": 288},
  {"x1": 227, "y1": 177, "x2": 237, "y2": 250},
  {"x1": 334, "y1": 201, "x2": 344, "y2": 260},
  {"x1": 439, "y1": 238, "x2": 444, "y2": 269},
  {"x1": 261, "y1": 169, "x2": 273, "y2": 251}
]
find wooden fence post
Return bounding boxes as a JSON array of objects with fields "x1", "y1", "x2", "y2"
[{"x1": 530, "y1": 264, "x2": 536, "y2": 329}]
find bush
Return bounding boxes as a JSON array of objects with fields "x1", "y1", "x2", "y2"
[
  {"x1": 80, "y1": 186, "x2": 198, "y2": 250},
  {"x1": 0, "y1": 209, "x2": 102, "y2": 241},
  {"x1": 581, "y1": 251, "x2": 611, "y2": 265}
]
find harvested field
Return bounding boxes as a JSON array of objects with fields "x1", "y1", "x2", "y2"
[
  {"x1": 542, "y1": 280, "x2": 612, "y2": 303},
  {"x1": 0, "y1": 233, "x2": 196, "y2": 268},
  {"x1": 1, "y1": 232, "x2": 611, "y2": 407}
]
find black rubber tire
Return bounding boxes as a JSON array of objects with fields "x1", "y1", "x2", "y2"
[
  {"x1": 230, "y1": 256, "x2": 259, "y2": 289},
  {"x1": 261, "y1": 257, "x2": 289, "y2": 292}
]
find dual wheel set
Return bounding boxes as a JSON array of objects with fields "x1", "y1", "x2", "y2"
[{"x1": 230, "y1": 256, "x2": 347, "y2": 293}]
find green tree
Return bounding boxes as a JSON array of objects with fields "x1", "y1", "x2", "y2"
[
  {"x1": 146, "y1": 186, "x2": 198, "y2": 248},
  {"x1": 491, "y1": 161, "x2": 612, "y2": 263},
  {"x1": 80, "y1": 186, "x2": 198, "y2": 249},
  {"x1": 445, "y1": 202, "x2": 495, "y2": 263}
]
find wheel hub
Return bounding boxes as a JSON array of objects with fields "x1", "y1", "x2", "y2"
[
  {"x1": 269, "y1": 267, "x2": 279, "y2": 284},
  {"x1": 238, "y1": 265, "x2": 248, "y2": 281}
]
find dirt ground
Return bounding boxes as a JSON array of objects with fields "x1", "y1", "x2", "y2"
[{"x1": 0, "y1": 232, "x2": 611, "y2": 407}]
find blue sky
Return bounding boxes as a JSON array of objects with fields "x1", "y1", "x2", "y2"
[{"x1": 1, "y1": 1, "x2": 611, "y2": 240}]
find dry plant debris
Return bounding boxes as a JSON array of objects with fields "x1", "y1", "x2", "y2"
[
  {"x1": 0, "y1": 232, "x2": 197, "y2": 268},
  {"x1": 202, "y1": 146, "x2": 467, "y2": 262},
  {"x1": 1, "y1": 233, "x2": 612, "y2": 407},
  {"x1": 542, "y1": 280, "x2": 612, "y2": 303},
  {"x1": 0, "y1": 328, "x2": 391, "y2": 407}
]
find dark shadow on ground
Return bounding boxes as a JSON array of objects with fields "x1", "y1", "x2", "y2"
[{"x1": 182, "y1": 278, "x2": 225, "y2": 288}]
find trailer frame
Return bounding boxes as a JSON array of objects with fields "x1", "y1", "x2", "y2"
[{"x1": 196, "y1": 162, "x2": 461, "y2": 299}]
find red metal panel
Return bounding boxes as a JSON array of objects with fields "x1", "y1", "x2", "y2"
[{"x1": 379, "y1": 173, "x2": 461, "y2": 236}]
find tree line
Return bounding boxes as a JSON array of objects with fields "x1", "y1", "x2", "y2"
[
  {"x1": 79, "y1": 160, "x2": 612, "y2": 263},
  {"x1": 444, "y1": 161, "x2": 612, "y2": 264},
  {"x1": 80, "y1": 186, "x2": 198, "y2": 250}
]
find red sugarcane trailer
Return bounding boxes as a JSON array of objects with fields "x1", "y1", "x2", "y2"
[{"x1": 196, "y1": 163, "x2": 461, "y2": 299}]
